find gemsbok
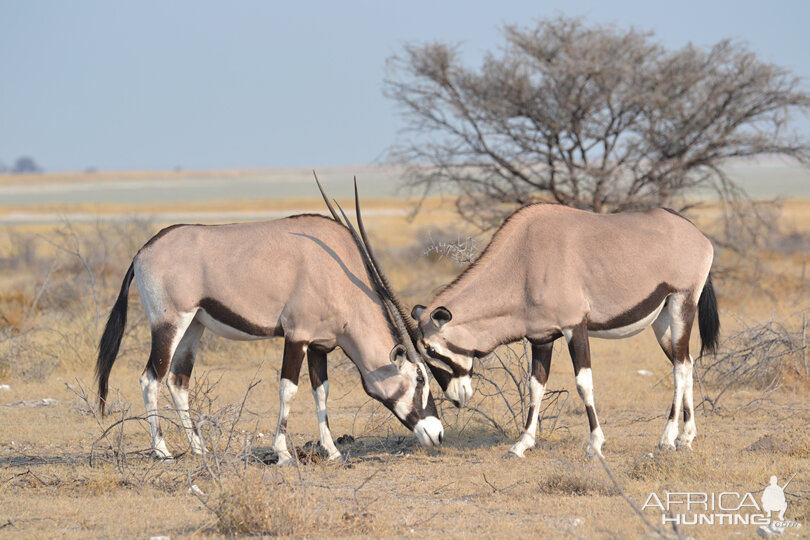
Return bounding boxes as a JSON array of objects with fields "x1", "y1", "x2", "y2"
[
  {"x1": 96, "y1": 181, "x2": 443, "y2": 464},
  {"x1": 411, "y1": 204, "x2": 719, "y2": 459}
]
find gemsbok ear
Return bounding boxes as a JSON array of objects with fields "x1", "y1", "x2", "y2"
[
  {"x1": 389, "y1": 344, "x2": 408, "y2": 368},
  {"x1": 430, "y1": 306, "x2": 452, "y2": 328},
  {"x1": 411, "y1": 304, "x2": 426, "y2": 320}
]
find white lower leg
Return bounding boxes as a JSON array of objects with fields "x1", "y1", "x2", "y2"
[
  {"x1": 660, "y1": 362, "x2": 687, "y2": 450},
  {"x1": 676, "y1": 357, "x2": 696, "y2": 449},
  {"x1": 167, "y1": 373, "x2": 203, "y2": 454},
  {"x1": 140, "y1": 370, "x2": 172, "y2": 459},
  {"x1": 576, "y1": 368, "x2": 605, "y2": 458},
  {"x1": 273, "y1": 378, "x2": 298, "y2": 465},
  {"x1": 312, "y1": 381, "x2": 341, "y2": 460},
  {"x1": 509, "y1": 377, "x2": 545, "y2": 457}
]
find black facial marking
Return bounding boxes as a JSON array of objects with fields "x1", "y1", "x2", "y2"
[
  {"x1": 198, "y1": 297, "x2": 282, "y2": 337},
  {"x1": 426, "y1": 362, "x2": 452, "y2": 391},
  {"x1": 425, "y1": 347, "x2": 471, "y2": 377},
  {"x1": 377, "y1": 365, "x2": 438, "y2": 432}
]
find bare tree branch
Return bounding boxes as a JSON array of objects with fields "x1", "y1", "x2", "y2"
[{"x1": 385, "y1": 16, "x2": 810, "y2": 233}]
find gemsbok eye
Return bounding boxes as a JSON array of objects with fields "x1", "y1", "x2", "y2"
[{"x1": 416, "y1": 374, "x2": 425, "y2": 384}]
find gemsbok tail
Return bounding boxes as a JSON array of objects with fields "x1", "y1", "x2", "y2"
[
  {"x1": 96, "y1": 262, "x2": 135, "y2": 414},
  {"x1": 697, "y1": 272, "x2": 720, "y2": 356}
]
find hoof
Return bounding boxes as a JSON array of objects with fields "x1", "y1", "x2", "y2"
[
  {"x1": 327, "y1": 452, "x2": 347, "y2": 463},
  {"x1": 658, "y1": 442, "x2": 676, "y2": 452},
  {"x1": 276, "y1": 457, "x2": 295, "y2": 467},
  {"x1": 585, "y1": 448, "x2": 603, "y2": 461},
  {"x1": 503, "y1": 450, "x2": 523, "y2": 459},
  {"x1": 676, "y1": 439, "x2": 693, "y2": 451}
]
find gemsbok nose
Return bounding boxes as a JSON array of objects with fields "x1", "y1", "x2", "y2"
[{"x1": 413, "y1": 416, "x2": 444, "y2": 447}]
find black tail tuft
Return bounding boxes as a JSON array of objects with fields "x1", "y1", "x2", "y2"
[
  {"x1": 698, "y1": 273, "x2": 720, "y2": 356},
  {"x1": 96, "y1": 263, "x2": 135, "y2": 415}
]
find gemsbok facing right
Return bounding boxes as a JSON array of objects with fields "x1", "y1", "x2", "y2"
[{"x1": 411, "y1": 204, "x2": 720, "y2": 459}]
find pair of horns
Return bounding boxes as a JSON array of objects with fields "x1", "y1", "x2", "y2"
[{"x1": 313, "y1": 172, "x2": 422, "y2": 365}]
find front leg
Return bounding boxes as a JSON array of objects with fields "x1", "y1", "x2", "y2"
[
  {"x1": 307, "y1": 348, "x2": 342, "y2": 461},
  {"x1": 273, "y1": 340, "x2": 306, "y2": 465},
  {"x1": 509, "y1": 341, "x2": 553, "y2": 458},
  {"x1": 565, "y1": 323, "x2": 605, "y2": 459}
]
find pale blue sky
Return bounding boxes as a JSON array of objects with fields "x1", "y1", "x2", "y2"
[{"x1": 1, "y1": 1, "x2": 808, "y2": 172}]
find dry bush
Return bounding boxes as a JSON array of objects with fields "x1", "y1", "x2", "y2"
[
  {"x1": 419, "y1": 226, "x2": 480, "y2": 265},
  {"x1": 0, "y1": 219, "x2": 157, "y2": 379},
  {"x1": 215, "y1": 469, "x2": 307, "y2": 536},
  {"x1": 699, "y1": 315, "x2": 809, "y2": 409}
]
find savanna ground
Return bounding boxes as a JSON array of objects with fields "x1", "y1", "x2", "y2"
[{"x1": 0, "y1": 170, "x2": 809, "y2": 538}]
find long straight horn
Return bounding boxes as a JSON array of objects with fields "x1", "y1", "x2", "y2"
[
  {"x1": 313, "y1": 171, "x2": 341, "y2": 222},
  {"x1": 351, "y1": 177, "x2": 421, "y2": 343},
  {"x1": 333, "y1": 196, "x2": 421, "y2": 363},
  {"x1": 313, "y1": 173, "x2": 419, "y2": 362}
]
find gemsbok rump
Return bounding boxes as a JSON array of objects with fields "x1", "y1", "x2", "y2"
[
  {"x1": 96, "y1": 186, "x2": 443, "y2": 463},
  {"x1": 412, "y1": 204, "x2": 719, "y2": 458}
]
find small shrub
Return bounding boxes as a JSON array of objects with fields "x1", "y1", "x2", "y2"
[{"x1": 215, "y1": 470, "x2": 307, "y2": 536}]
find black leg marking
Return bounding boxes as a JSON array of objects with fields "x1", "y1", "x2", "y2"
[
  {"x1": 147, "y1": 322, "x2": 176, "y2": 380},
  {"x1": 281, "y1": 340, "x2": 307, "y2": 385},
  {"x1": 307, "y1": 348, "x2": 328, "y2": 390},
  {"x1": 567, "y1": 322, "x2": 605, "y2": 456},
  {"x1": 307, "y1": 348, "x2": 329, "y2": 428},
  {"x1": 531, "y1": 341, "x2": 553, "y2": 385}
]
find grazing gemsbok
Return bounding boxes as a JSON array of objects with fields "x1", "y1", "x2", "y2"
[
  {"x1": 411, "y1": 204, "x2": 719, "y2": 458},
  {"x1": 96, "y1": 184, "x2": 443, "y2": 463}
]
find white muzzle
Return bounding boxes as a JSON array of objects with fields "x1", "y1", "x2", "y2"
[
  {"x1": 413, "y1": 416, "x2": 444, "y2": 447},
  {"x1": 446, "y1": 375, "x2": 473, "y2": 408}
]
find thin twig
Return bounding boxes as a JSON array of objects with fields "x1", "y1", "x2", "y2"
[{"x1": 595, "y1": 454, "x2": 676, "y2": 539}]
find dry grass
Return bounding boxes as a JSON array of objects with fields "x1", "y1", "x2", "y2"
[
  {"x1": 214, "y1": 469, "x2": 308, "y2": 536},
  {"x1": 0, "y1": 192, "x2": 808, "y2": 538}
]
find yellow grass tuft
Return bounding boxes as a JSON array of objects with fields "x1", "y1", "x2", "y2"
[{"x1": 215, "y1": 470, "x2": 308, "y2": 536}]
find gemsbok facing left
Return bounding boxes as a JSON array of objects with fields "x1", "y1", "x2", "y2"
[
  {"x1": 96, "y1": 180, "x2": 443, "y2": 463},
  {"x1": 412, "y1": 204, "x2": 720, "y2": 459}
]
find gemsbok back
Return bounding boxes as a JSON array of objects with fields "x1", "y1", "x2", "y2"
[
  {"x1": 412, "y1": 204, "x2": 719, "y2": 459},
  {"x1": 96, "y1": 182, "x2": 443, "y2": 464}
]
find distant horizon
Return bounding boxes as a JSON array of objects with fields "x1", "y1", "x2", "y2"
[
  {"x1": 0, "y1": 154, "x2": 806, "y2": 179},
  {"x1": 1, "y1": 158, "x2": 808, "y2": 204}
]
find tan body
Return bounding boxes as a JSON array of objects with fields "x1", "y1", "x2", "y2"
[
  {"x1": 97, "y1": 214, "x2": 442, "y2": 463},
  {"x1": 415, "y1": 204, "x2": 719, "y2": 458}
]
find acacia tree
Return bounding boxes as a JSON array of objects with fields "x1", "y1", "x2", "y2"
[{"x1": 384, "y1": 17, "x2": 810, "y2": 230}]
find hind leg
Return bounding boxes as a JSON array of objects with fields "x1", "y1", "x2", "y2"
[
  {"x1": 166, "y1": 318, "x2": 205, "y2": 455},
  {"x1": 307, "y1": 348, "x2": 342, "y2": 461},
  {"x1": 273, "y1": 340, "x2": 306, "y2": 465},
  {"x1": 140, "y1": 311, "x2": 197, "y2": 459},
  {"x1": 656, "y1": 294, "x2": 697, "y2": 451}
]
